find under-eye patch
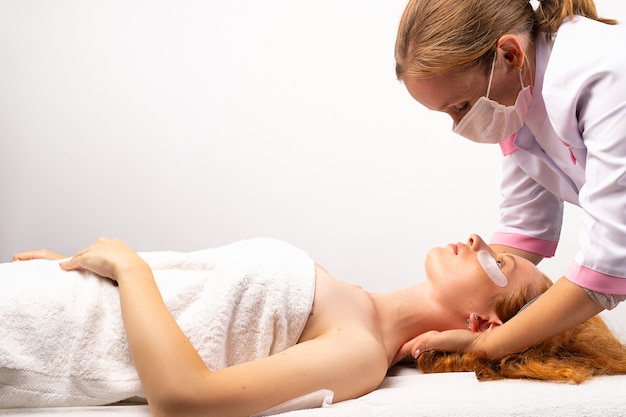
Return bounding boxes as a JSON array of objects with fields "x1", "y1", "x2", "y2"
[{"x1": 477, "y1": 250, "x2": 508, "y2": 287}]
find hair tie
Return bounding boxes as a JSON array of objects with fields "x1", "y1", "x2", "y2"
[{"x1": 516, "y1": 295, "x2": 540, "y2": 316}]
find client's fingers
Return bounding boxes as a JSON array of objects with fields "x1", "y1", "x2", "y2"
[
  {"x1": 13, "y1": 249, "x2": 67, "y2": 261},
  {"x1": 59, "y1": 255, "x2": 82, "y2": 271}
]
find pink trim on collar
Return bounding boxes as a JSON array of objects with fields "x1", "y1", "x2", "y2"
[{"x1": 499, "y1": 134, "x2": 518, "y2": 156}]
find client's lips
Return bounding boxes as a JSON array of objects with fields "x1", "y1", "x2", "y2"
[{"x1": 452, "y1": 242, "x2": 466, "y2": 254}]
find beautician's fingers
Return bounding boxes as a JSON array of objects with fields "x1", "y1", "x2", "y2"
[
  {"x1": 409, "y1": 329, "x2": 481, "y2": 357},
  {"x1": 392, "y1": 335, "x2": 423, "y2": 364},
  {"x1": 13, "y1": 249, "x2": 67, "y2": 261}
]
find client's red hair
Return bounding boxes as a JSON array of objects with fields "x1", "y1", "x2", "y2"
[{"x1": 417, "y1": 276, "x2": 626, "y2": 383}]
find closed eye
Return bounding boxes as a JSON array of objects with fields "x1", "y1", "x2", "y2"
[
  {"x1": 497, "y1": 254, "x2": 515, "y2": 269},
  {"x1": 455, "y1": 102, "x2": 470, "y2": 113}
]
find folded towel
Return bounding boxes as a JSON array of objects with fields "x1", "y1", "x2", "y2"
[{"x1": 0, "y1": 238, "x2": 315, "y2": 408}]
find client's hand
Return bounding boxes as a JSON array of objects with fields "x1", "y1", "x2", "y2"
[
  {"x1": 396, "y1": 330, "x2": 484, "y2": 361},
  {"x1": 60, "y1": 237, "x2": 149, "y2": 283},
  {"x1": 13, "y1": 249, "x2": 67, "y2": 261}
]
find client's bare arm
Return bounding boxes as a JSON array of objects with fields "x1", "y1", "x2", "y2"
[{"x1": 59, "y1": 238, "x2": 386, "y2": 417}]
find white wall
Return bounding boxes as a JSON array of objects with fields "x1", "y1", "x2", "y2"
[{"x1": 1, "y1": 1, "x2": 625, "y2": 336}]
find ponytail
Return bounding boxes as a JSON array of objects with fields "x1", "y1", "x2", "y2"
[{"x1": 536, "y1": 0, "x2": 618, "y2": 40}]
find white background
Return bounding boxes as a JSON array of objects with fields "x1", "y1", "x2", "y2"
[{"x1": 1, "y1": 1, "x2": 625, "y2": 336}]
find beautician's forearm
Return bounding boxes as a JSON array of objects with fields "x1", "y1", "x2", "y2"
[
  {"x1": 116, "y1": 265, "x2": 210, "y2": 410},
  {"x1": 479, "y1": 278, "x2": 603, "y2": 358}
]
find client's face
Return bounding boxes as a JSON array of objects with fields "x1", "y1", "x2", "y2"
[{"x1": 424, "y1": 234, "x2": 544, "y2": 325}]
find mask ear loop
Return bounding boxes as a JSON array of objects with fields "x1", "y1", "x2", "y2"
[
  {"x1": 517, "y1": 66, "x2": 525, "y2": 89},
  {"x1": 485, "y1": 50, "x2": 497, "y2": 98},
  {"x1": 489, "y1": 50, "x2": 527, "y2": 98}
]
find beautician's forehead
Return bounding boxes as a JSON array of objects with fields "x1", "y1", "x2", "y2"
[
  {"x1": 404, "y1": 73, "x2": 478, "y2": 111},
  {"x1": 403, "y1": 76, "x2": 455, "y2": 110}
]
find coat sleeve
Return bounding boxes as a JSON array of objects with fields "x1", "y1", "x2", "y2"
[{"x1": 543, "y1": 17, "x2": 626, "y2": 295}]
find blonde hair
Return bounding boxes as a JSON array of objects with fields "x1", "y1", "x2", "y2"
[
  {"x1": 395, "y1": 0, "x2": 617, "y2": 80},
  {"x1": 417, "y1": 277, "x2": 626, "y2": 383}
]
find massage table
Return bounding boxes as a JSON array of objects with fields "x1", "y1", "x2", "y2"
[{"x1": 2, "y1": 365, "x2": 625, "y2": 416}]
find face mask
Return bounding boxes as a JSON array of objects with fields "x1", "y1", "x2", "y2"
[
  {"x1": 477, "y1": 250, "x2": 508, "y2": 287},
  {"x1": 452, "y1": 53, "x2": 532, "y2": 144}
]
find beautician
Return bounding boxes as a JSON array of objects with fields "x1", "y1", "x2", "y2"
[{"x1": 393, "y1": 0, "x2": 626, "y2": 359}]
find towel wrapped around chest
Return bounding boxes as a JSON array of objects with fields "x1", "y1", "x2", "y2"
[{"x1": 0, "y1": 238, "x2": 316, "y2": 408}]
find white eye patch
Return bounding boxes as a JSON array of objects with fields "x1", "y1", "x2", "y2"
[{"x1": 477, "y1": 250, "x2": 508, "y2": 287}]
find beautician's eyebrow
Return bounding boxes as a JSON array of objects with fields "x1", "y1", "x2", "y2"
[
  {"x1": 436, "y1": 95, "x2": 465, "y2": 111},
  {"x1": 437, "y1": 83, "x2": 475, "y2": 111}
]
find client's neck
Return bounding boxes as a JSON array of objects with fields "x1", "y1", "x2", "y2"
[{"x1": 371, "y1": 282, "x2": 450, "y2": 364}]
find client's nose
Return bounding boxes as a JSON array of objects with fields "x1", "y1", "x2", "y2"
[{"x1": 467, "y1": 234, "x2": 488, "y2": 251}]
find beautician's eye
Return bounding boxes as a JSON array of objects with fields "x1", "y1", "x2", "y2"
[{"x1": 456, "y1": 102, "x2": 470, "y2": 112}]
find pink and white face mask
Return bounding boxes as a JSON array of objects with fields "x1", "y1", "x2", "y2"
[
  {"x1": 452, "y1": 52, "x2": 531, "y2": 144},
  {"x1": 477, "y1": 250, "x2": 508, "y2": 287}
]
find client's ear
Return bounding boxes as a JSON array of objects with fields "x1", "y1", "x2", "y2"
[
  {"x1": 483, "y1": 320, "x2": 503, "y2": 332},
  {"x1": 469, "y1": 313, "x2": 503, "y2": 332}
]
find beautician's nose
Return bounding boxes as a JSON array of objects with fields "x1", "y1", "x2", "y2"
[{"x1": 467, "y1": 234, "x2": 489, "y2": 251}]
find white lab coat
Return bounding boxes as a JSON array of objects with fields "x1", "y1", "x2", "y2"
[{"x1": 491, "y1": 16, "x2": 626, "y2": 295}]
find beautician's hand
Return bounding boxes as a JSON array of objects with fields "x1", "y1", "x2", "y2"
[
  {"x1": 397, "y1": 330, "x2": 484, "y2": 361},
  {"x1": 60, "y1": 237, "x2": 149, "y2": 283},
  {"x1": 13, "y1": 249, "x2": 67, "y2": 261}
]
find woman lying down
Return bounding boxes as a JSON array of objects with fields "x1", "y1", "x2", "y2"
[{"x1": 2, "y1": 234, "x2": 626, "y2": 417}]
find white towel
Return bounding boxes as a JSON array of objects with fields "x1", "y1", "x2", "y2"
[
  {"x1": 0, "y1": 238, "x2": 315, "y2": 408},
  {"x1": 273, "y1": 367, "x2": 626, "y2": 417},
  {"x1": 4, "y1": 370, "x2": 626, "y2": 417}
]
